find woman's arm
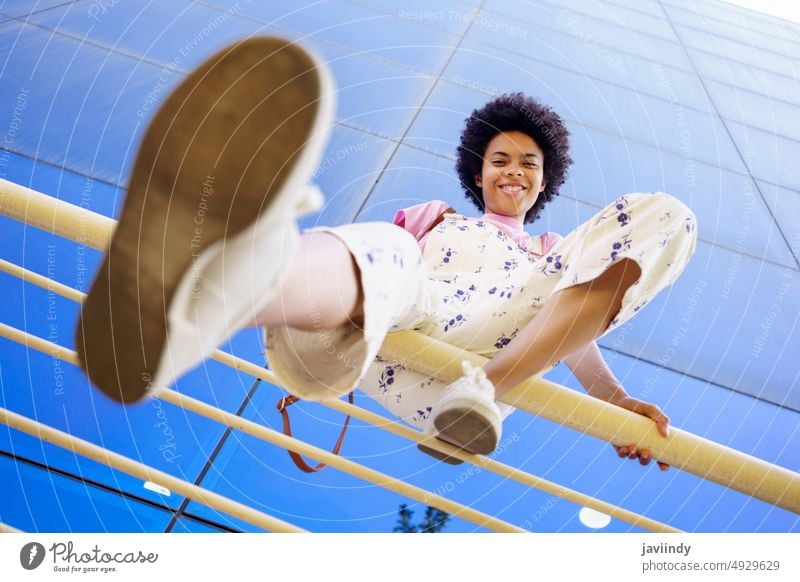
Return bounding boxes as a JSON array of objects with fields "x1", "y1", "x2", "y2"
[
  {"x1": 564, "y1": 341, "x2": 671, "y2": 470},
  {"x1": 562, "y1": 340, "x2": 626, "y2": 402}
]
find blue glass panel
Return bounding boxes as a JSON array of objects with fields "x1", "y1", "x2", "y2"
[
  {"x1": 566, "y1": 126, "x2": 795, "y2": 266},
  {"x1": 675, "y1": 23, "x2": 800, "y2": 80},
  {"x1": 607, "y1": 0, "x2": 663, "y2": 18},
  {"x1": 689, "y1": 50, "x2": 800, "y2": 105},
  {"x1": 726, "y1": 121, "x2": 800, "y2": 192},
  {"x1": 664, "y1": 2, "x2": 800, "y2": 53},
  {"x1": 355, "y1": 143, "x2": 466, "y2": 224},
  {"x1": 353, "y1": 0, "x2": 478, "y2": 35},
  {"x1": 35, "y1": 0, "x2": 457, "y2": 76},
  {"x1": 169, "y1": 516, "x2": 230, "y2": 532},
  {"x1": 409, "y1": 60, "x2": 743, "y2": 171},
  {"x1": 27, "y1": 1, "x2": 266, "y2": 72},
  {"x1": 477, "y1": 2, "x2": 692, "y2": 71},
  {"x1": 483, "y1": 0, "x2": 678, "y2": 41},
  {"x1": 757, "y1": 181, "x2": 800, "y2": 262},
  {"x1": 600, "y1": 239, "x2": 800, "y2": 411},
  {"x1": 703, "y1": 78, "x2": 800, "y2": 142},
  {"x1": 0, "y1": 0, "x2": 69, "y2": 17},
  {"x1": 26, "y1": 1, "x2": 436, "y2": 139},
  {"x1": 299, "y1": 125, "x2": 397, "y2": 228},
  {"x1": 0, "y1": 20, "x2": 175, "y2": 185},
  {"x1": 395, "y1": 82, "x2": 487, "y2": 159},
  {"x1": 465, "y1": 22, "x2": 711, "y2": 111},
  {"x1": 663, "y1": 0, "x2": 797, "y2": 40},
  {"x1": 198, "y1": 0, "x2": 323, "y2": 21},
  {"x1": 0, "y1": 455, "x2": 173, "y2": 532},
  {"x1": 308, "y1": 43, "x2": 434, "y2": 139},
  {"x1": 205, "y1": 0, "x2": 459, "y2": 74}
]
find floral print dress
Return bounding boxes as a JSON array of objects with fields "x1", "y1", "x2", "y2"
[{"x1": 266, "y1": 192, "x2": 697, "y2": 429}]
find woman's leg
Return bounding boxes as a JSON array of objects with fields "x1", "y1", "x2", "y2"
[
  {"x1": 431, "y1": 193, "x2": 695, "y2": 456},
  {"x1": 483, "y1": 258, "x2": 641, "y2": 397},
  {"x1": 426, "y1": 256, "x2": 642, "y2": 456},
  {"x1": 253, "y1": 231, "x2": 364, "y2": 331},
  {"x1": 262, "y1": 222, "x2": 431, "y2": 401}
]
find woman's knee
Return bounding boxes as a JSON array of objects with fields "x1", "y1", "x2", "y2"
[
  {"x1": 269, "y1": 232, "x2": 364, "y2": 330},
  {"x1": 603, "y1": 257, "x2": 642, "y2": 291},
  {"x1": 568, "y1": 259, "x2": 641, "y2": 327}
]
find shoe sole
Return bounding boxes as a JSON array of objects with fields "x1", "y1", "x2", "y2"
[
  {"x1": 434, "y1": 406, "x2": 500, "y2": 455},
  {"x1": 76, "y1": 37, "x2": 327, "y2": 402},
  {"x1": 416, "y1": 443, "x2": 464, "y2": 465}
]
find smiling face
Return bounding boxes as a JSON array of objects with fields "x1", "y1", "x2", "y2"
[{"x1": 475, "y1": 131, "x2": 547, "y2": 222}]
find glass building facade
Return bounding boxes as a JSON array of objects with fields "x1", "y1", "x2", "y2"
[{"x1": 0, "y1": 0, "x2": 798, "y2": 532}]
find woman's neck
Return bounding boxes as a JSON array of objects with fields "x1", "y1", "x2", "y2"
[{"x1": 482, "y1": 212, "x2": 524, "y2": 233}]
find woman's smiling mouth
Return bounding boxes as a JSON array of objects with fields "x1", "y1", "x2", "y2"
[{"x1": 499, "y1": 183, "x2": 527, "y2": 194}]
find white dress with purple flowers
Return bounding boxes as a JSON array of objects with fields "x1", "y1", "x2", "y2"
[{"x1": 265, "y1": 192, "x2": 697, "y2": 429}]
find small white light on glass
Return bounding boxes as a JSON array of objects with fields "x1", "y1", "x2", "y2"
[
  {"x1": 143, "y1": 481, "x2": 171, "y2": 496},
  {"x1": 579, "y1": 507, "x2": 611, "y2": 529}
]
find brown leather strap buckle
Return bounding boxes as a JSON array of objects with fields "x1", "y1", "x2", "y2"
[
  {"x1": 276, "y1": 394, "x2": 300, "y2": 413},
  {"x1": 276, "y1": 391, "x2": 354, "y2": 473}
]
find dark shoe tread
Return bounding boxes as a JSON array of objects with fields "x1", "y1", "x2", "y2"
[{"x1": 433, "y1": 407, "x2": 499, "y2": 455}]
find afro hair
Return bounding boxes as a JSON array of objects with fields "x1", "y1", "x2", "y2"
[{"x1": 455, "y1": 92, "x2": 573, "y2": 223}]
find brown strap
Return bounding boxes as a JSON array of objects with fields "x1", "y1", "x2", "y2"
[{"x1": 276, "y1": 392, "x2": 354, "y2": 473}]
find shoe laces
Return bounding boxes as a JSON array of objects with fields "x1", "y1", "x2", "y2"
[
  {"x1": 459, "y1": 360, "x2": 493, "y2": 394},
  {"x1": 295, "y1": 184, "x2": 325, "y2": 214}
]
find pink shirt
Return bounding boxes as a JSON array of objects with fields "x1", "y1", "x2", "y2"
[{"x1": 392, "y1": 200, "x2": 561, "y2": 257}]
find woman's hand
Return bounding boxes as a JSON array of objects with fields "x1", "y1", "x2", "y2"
[
  {"x1": 563, "y1": 342, "x2": 671, "y2": 471},
  {"x1": 609, "y1": 395, "x2": 670, "y2": 471}
]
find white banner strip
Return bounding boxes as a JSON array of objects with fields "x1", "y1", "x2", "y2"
[{"x1": 0, "y1": 533, "x2": 797, "y2": 580}]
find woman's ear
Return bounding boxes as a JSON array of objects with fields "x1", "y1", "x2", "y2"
[
  {"x1": 475, "y1": 175, "x2": 482, "y2": 188},
  {"x1": 540, "y1": 179, "x2": 547, "y2": 193}
]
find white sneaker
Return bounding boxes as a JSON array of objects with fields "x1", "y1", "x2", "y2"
[
  {"x1": 428, "y1": 361, "x2": 503, "y2": 455},
  {"x1": 76, "y1": 37, "x2": 334, "y2": 402}
]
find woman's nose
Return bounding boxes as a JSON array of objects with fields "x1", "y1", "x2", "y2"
[{"x1": 505, "y1": 165, "x2": 523, "y2": 176}]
